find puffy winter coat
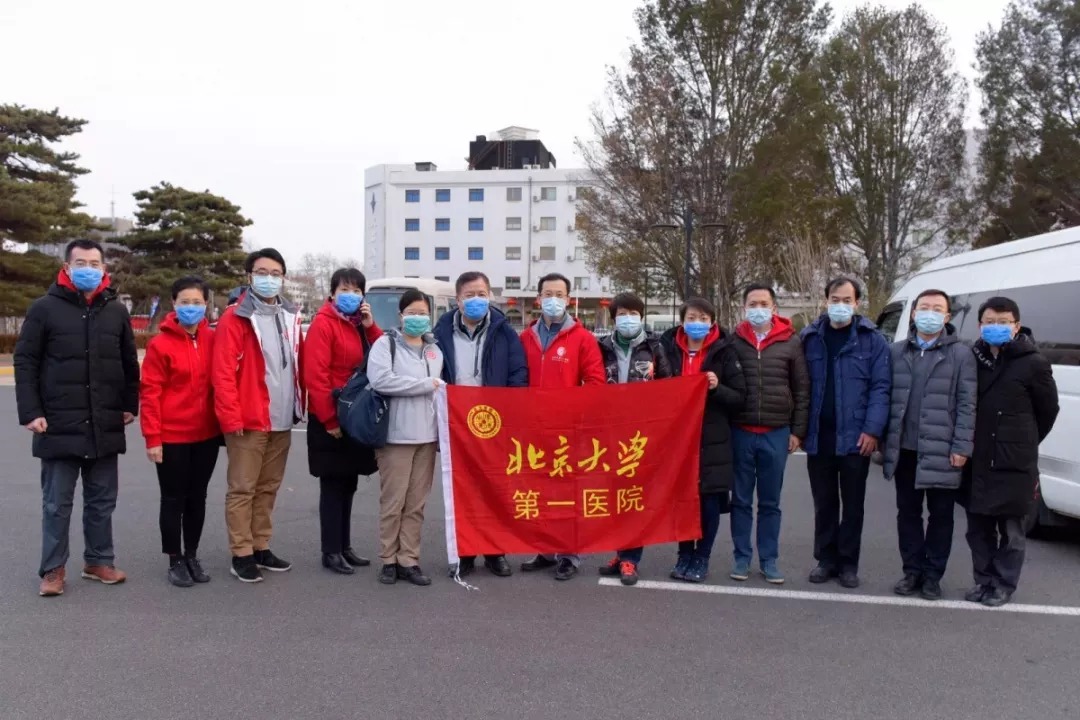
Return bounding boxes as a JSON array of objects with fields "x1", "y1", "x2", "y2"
[
  {"x1": 435, "y1": 307, "x2": 528, "y2": 388},
  {"x1": 882, "y1": 325, "x2": 977, "y2": 489},
  {"x1": 14, "y1": 272, "x2": 140, "y2": 460},
  {"x1": 598, "y1": 331, "x2": 673, "y2": 384},
  {"x1": 661, "y1": 326, "x2": 746, "y2": 495},
  {"x1": 961, "y1": 331, "x2": 1059, "y2": 516},
  {"x1": 732, "y1": 315, "x2": 811, "y2": 437}
]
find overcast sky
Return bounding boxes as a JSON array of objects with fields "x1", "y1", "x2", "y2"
[{"x1": 5, "y1": 0, "x2": 1009, "y2": 267}]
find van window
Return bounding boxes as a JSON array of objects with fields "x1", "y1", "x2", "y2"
[
  {"x1": 875, "y1": 301, "x2": 905, "y2": 344},
  {"x1": 365, "y1": 290, "x2": 437, "y2": 332},
  {"x1": 950, "y1": 281, "x2": 1080, "y2": 365}
]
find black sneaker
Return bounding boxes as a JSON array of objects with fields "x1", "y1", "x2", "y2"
[
  {"x1": 168, "y1": 556, "x2": 194, "y2": 588},
  {"x1": 397, "y1": 565, "x2": 432, "y2": 586},
  {"x1": 230, "y1": 555, "x2": 264, "y2": 584},
  {"x1": 521, "y1": 555, "x2": 558, "y2": 572},
  {"x1": 808, "y1": 565, "x2": 835, "y2": 584},
  {"x1": 185, "y1": 557, "x2": 210, "y2": 583},
  {"x1": 254, "y1": 549, "x2": 292, "y2": 573},
  {"x1": 964, "y1": 584, "x2": 992, "y2": 603},
  {"x1": 379, "y1": 563, "x2": 398, "y2": 585},
  {"x1": 838, "y1": 570, "x2": 860, "y2": 589},
  {"x1": 893, "y1": 573, "x2": 922, "y2": 596},
  {"x1": 981, "y1": 587, "x2": 1012, "y2": 607},
  {"x1": 457, "y1": 557, "x2": 476, "y2": 577},
  {"x1": 920, "y1": 578, "x2": 943, "y2": 601},
  {"x1": 554, "y1": 558, "x2": 578, "y2": 581},
  {"x1": 484, "y1": 555, "x2": 513, "y2": 577}
]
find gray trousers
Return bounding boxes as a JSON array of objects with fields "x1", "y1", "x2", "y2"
[
  {"x1": 40, "y1": 456, "x2": 119, "y2": 577},
  {"x1": 965, "y1": 512, "x2": 1026, "y2": 592}
]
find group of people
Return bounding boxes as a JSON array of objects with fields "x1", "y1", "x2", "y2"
[{"x1": 14, "y1": 240, "x2": 1060, "y2": 608}]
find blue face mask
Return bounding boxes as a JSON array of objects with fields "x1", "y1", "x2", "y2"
[
  {"x1": 981, "y1": 324, "x2": 1014, "y2": 347},
  {"x1": 615, "y1": 315, "x2": 643, "y2": 338},
  {"x1": 827, "y1": 303, "x2": 855, "y2": 324},
  {"x1": 684, "y1": 321, "x2": 711, "y2": 340},
  {"x1": 70, "y1": 267, "x2": 103, "y2": 292},
  {"x1": 746, "y1": 307, "x2": 772, "y2": 327},
  {"x1": 251, "y1": 275, "x2": 282, "y2": 299},
  {"x1": 335, "y1": 292, "x2": 362, "y2": 315},
  {"x1": 402, "y1": 315, "x2": 431, "y2": 337},
  {"x1": 462, "y1": 297, "x2": 489, "y2": 321},
  {"x1": 175, "y1": 305, "x2": 206, "y2": 327},
  {"x1": 541, "y1": 297, "x2": 566, "y2": 319},
  {"x1": 914, "y1": 310, "x2": 946, "y2": 335}
]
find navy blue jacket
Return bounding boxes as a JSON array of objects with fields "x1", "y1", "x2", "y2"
[
  {"x1": 800, "y1": 314, "x2": 891, "y2": 456},
  {"x1": 434, "y1": 307, "x2": 528, "y2": 388}
]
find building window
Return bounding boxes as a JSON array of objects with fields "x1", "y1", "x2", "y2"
[
  {"x1": 404, "y1": 247, "x2": 420, "y2": 260},
  {"x1": 506, "y1": 217, "x2": 522, "y2": 231},
  {"x1": 573, "y1": 246, "x2": 585, "y2": 261},
  {"x1": 435, "y1": 276, "x2": 450, "y2": 282},
  {"x1": 435, "y1": 218, "x2": 450, "y2": 231},
  {"x1": 537, "y1": 246, "x2": 556, "y2": 262},
  {"x1": 505, "y1": 246, "x2": 522, "y2": 260},
  {"x1": 436, "y1": 189, "x2": 451, "y2": 202},
  {"x1": 405, "y1": 218, "x2": 420, "y2": 232},
  {"x1": 574, "y1": 277, "x2": 590, "y2": 291},
  {"x1": 435, "y1": 247, "x2": 450, "y2": 260},
  {"x1": 539, "y1": 217, "x2": 556, "y2": 231},
  {"x1": 505, "y1": 276, "x2": 522, "y2": 290},
  {"x1": 405, "y1": 189, "x2": 420, "y2": 203},
  {"x1": 469, "y1": 188, "x2": 484, "y2": 202},
  {"x1": 507, "y1": 187, "x2": 522, "y2": 202},
  {"x1": 540, "y1": 187, "x2": 557, "y2": 201},
  {"x1": 468, "y1": 217, "x2": 484, "y2": 231},
  {"x1": 468, "y1": 247, "x2": 484, "y2": 261}
]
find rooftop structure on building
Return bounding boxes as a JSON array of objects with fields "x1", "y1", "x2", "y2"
[{"x1": 467, "y1": 126, "x2": 556, "y2": 171}]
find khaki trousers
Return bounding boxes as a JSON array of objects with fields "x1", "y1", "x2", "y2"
[
  {"x1": 224, "y1": 431, "x2": 292, "y2": 557},
  {"x1": 375, "y1": 443, "x2": 437, "y2": 567}
]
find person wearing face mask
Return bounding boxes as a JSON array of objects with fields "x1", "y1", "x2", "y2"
[
  {"x1": 212, "y1": 248, "x2": 305, "y2": 584},
  {"x1": 519, "y1": 273, "x2": 605, "y2": 581},
  {"x1": 729, "y1": 283, "x2": 811, "y2": 585},
  {"x1": 594, "y1": 293, "x2": 674, "y2": 585},
  {"x1": 139, "y1": 276, "x2": 222, "y2": 587},
  {"x1": 959, "y1": 297, "x2": 1058, "y2": 607},
  {"x1": 15, "y1": 239, "x2": 140, "y2": 597},
  {"x1": 301, "y1": 268, "x2": 382, "y2": 576},
  {"x1": 433, "y1": 271, "x2": 528, "y2": 579},
  {"x1": 882, "y1": 288, "x2": 977, "y2": 601},
  {"x1": 799, "y1": 278, "x2": 891, "y2": 589},
  {"x1": 367, "y1": 289, "x2": 445, "y2": 587}
]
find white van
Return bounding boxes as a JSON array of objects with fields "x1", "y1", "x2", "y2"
[
  {"x1": 878, "y1": 228, "x2": 1080, "y2": 534},
  {"x1": 365, "y1": 277, "x2": 457, "y2": 333}
]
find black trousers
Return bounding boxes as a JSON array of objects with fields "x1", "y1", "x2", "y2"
[
  {"x1": 320, "y1": 474, "x2": 359, "y2": 555},
  {"x1": 807, "y1": 453, "x2": 870, "y2": 573},
  {"x1": 894, "y1": 450, "x2": 957, "y2": 581},
  {"x1": 966, "y1": 512, "x2": 1026, "y2": 592},
  {"x1": 156, "y1": 439, "x2": 220, "y2": 557}
]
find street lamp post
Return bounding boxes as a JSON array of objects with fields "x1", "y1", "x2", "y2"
[{"x1": 651, "y1": 205, "x2": 725, "y2": 301}]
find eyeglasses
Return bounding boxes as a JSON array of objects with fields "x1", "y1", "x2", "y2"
[
  {"x1": 70, "y1": 260, "x2": 103, "y2": 269},
  {"x1": 981, "y1": 319, "x2": 1016, "y2": 326},
  {"x1": 252, "y1": 270, "x2": 284, "y2": 278}
]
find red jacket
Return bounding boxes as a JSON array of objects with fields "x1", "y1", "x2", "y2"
[
  {"x1": 301, "y1": 300, "x2": 383, "y2": 431},
  {"x1": 212, "y1": 292, "x2": 305, "y2": 434},
  {"x1": 521, "y1": 318, "x2": 605, "y2": 388},
  {"x1": 675, "y1": 324, "x2": 722, "y2": 376},
  {"x1": 140, "y1": 313, "x2": 220, "y2": 448}
]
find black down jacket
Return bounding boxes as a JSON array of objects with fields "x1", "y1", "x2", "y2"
[
  {"x1": 14, "y1": 281, "x2": 140, "y2": 460},
  {"x1": 961, "y1": 332, "x2": 1059, "y2": 516},
  {"x1": 598, "y1": 331, "x2": 674, "y2": 384},
  {"x1": 731, "y1": 320, "x2": 811, "y2": 437}
]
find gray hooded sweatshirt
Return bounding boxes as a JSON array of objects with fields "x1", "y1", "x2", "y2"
[{"x1": 367, "y1": 329, "x2": 444, "y2": 444}]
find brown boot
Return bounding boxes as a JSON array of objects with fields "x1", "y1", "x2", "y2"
[
  {"x1": 82, "y1": 565, "x2": 127, "y2": 585},
  {"x1": 39, "y1": 567, "x2": 66, "y2": 597}
]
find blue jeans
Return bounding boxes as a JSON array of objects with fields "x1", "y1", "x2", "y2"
[
  {"x1": 40, "y1": 456, "x2": 119, "y2": 576},
  {"x1": 678, "y1": 493, "x2": 725, "y2": 560},
  {"x1": 731, "y1": 427, "x2": 790, "y2": 566}
]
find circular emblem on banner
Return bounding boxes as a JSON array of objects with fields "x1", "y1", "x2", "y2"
[{"x1": 467, "y1": 405, "x2": 502, "y2": 440}]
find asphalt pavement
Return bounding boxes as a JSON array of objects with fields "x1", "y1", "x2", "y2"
[{"x1": 1, "y1": 386, "x2": 1079, "y2": 720}]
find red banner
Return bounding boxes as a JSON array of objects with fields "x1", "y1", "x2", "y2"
[{"x1": 437, "y1": 376, "x2": 706, "y2": 558}]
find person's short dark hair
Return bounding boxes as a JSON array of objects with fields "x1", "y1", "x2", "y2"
[
  {"x1": 537, "y1": 273, "x2": 571, "y2": 295},
  {"x1": 399, "y1": 288, "x2": 429, "y2": 314},
  {"x1": 978, "y1": 296, "x2": 1020, "y2": 322},
  {"x1": 330, "y1": 268, "x2": 366, "y2": 295},
  {"x1": 914, "y1": 288, "x2": 951, "y2": 312},
  {"x1": 64, "y1": 239, "x2": 105, "y2": 263},
  {"x1": 679, "y1": 296, "x2": 717, "y2": 323},
  {"x1": 609, "y1": 292, "x2": 645, "y2": 321},
  {"x1": 824, "y1": 276, "x2": 862, "y2": 301},
  {"x1": 244, "y1": 248, "x2": 287, "y2": 275},
  {"x1": 171, "y1": 275, "x2": 210, "y2": 301},
  {"x1": 743, "y1": 283, "x2": 777, "y2": 303},
  {"x1": 455, "y1": 271, "x2": 490, "y2": 295}
]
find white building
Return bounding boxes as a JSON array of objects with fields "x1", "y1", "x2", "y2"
[{"x1": 364, "y1": 134, "x2": 615, "y2": 327}]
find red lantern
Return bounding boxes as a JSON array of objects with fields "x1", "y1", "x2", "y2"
[
  {"x1": 506, "y1": 297, "x2": 517, "y2": 307},
  {"x1": 599, "y1": 298, "x2": 611, "y2": 308},
  {"x1": 571, "y1": 297, "x2": 579, "y2": 307},
  {"x1": 533, "y1": 298, "x2": 541, "y2": 308}
]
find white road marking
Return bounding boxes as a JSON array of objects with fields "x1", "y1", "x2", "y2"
[{"x1": 598, "y1": 578, "x2": 1080, "y2": 617}]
